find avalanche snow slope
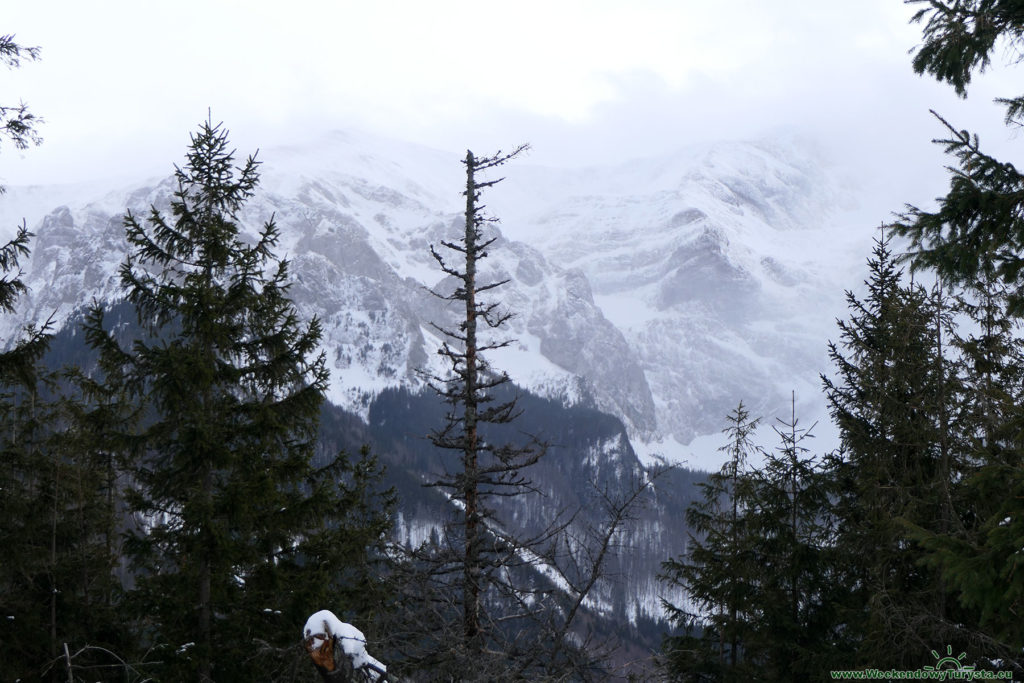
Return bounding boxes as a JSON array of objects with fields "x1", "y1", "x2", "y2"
[
  {"x1": 0, "y1": 130, "x2": 871, "y2": 470},
  {"x1": 490, "y1": 138, "x2": 873, "y2": 467}
]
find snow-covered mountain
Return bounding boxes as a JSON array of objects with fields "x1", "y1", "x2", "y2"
[
  {"x1": 0, "y1": 128, "x2": 886, "y2": 650},
  {"x1": 0, "y1": 129, "x2": 873, "y2": 471}
]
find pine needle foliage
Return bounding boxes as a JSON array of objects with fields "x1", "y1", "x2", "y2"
[
  {"x1": 661, "y1": 401, "x2": 842, "y2": 682},
  {"x1": 660, "y1": 404, "x2": 761, "y2": 682},
  {"x1": 897, "y1": 1, "x2": 1024, "y2": 313},
  {"x1": 906, "y1": 267, "x2": 1024, "y2": 662},
  {"x1": 822, "y1": 232, "x2": 968, "y2": 667},
  {"x1": 86, "y1": 118, "x2": 392, "y2": 681},
  {"x1": 0, "y1": 33, "x2": 42, "y2": 182}
]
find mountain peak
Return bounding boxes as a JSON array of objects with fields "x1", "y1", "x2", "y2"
[{"x1": 2, "y1": 129, "x2": 870, "y2": 468}]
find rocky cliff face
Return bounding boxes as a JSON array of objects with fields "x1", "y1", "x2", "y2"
[
  {"x1": 2, "y1": 129, "x2": 866, "y2": 468},
  {"x1": 486, "y1": 138, "x2": 863, "y2": 456},
  {"x1": 0, "y1": 129, "x2": 875, "y2": 645}
]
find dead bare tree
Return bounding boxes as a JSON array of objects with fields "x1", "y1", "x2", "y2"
[
  {"x1": 386, "y1": 147, "x2": 659, "y2": 681},
  {"x1": 420, "y1": 146, "x2": 547, "y2": 667}
]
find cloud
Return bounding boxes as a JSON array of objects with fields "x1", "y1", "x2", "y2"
[{"x1": 0, "y1": 0, "x2": 1021, "y2": 215}]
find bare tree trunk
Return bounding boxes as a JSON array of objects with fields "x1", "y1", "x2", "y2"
[
  {"x1": 199, "y1": 465, "x2": 213, "y2": 683},
  {"x1": 44, "y1": 390, "x2": 60, "y2": 671},
  {"x1": 462, "y1": 150, "x2": 481, "y2": 652}
]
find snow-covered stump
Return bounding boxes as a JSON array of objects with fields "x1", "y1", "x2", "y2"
[{"x1": 303, "y1": 610, "x2": 388, "y2": 682}]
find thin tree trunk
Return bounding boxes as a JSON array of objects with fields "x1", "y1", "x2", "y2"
[
  {"x1": 45, "y1": 390, "x2": 60, "y2": 670},
  {"x1": 462, "y1": 150, "x2": 481, "y2": 652},
  {"x1": 730, "y1": 444, "x2": 739, "y2": 670},
  {"x1": 199, "y1": 464, "x2": 213, "y2": 683},
  {"x1": 789, "y1": 394, "x2": 799, "y2": 673}
]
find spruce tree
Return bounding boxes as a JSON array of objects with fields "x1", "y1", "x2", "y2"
[
  {"x1": 895, "y1": 1, "x2": 1024, "y2": 312},
  {"x1": 0, "y1": 213, "x2": 129, "y2": 681},
  {"x1": 0, "y1": 337, "x2": 59, "y2": 680},
  {"x1": 0, "y1": 33, "x2": 42, "y2": 184},
  {"x1": 822, "y1": 232, "x2": 962, "y2": 667},
  {"x1": 660, "y1": 403, "x2": 761, "y2": 682},
  {"x1": 883, "y1": 3, "x2": 1024, "y2": 665},
  {"x1": 907, "y1": 265, "x2": 1024, "y2": 665},
  {"x1": 86, "y1": 118, "x2": 392, "y2": 681},
  {"x1": 661, "y1": 400, "x2": 843, "y2": 682},
  {"x1": 0, "y1": 363, "x2": 136, "y2": 682},
  {"x1": 742, "y1": 398, "x2": 844, "y2": 680},
  {"x1": 0, "y1": 34, "x2": 128, "y2": 679}
]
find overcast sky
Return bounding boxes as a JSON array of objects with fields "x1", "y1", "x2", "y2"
[{"x1": 1, "y1": 1, "x2": 1021, "y2": 218}]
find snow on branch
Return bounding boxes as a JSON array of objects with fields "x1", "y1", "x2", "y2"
[{"x1": 303, "y1": 610, "x2": 388, "y2": 682}]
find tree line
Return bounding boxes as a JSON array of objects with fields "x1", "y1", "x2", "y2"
[
  {"x1": 661, "y1": 232, "x2": 1024, "y2": 678},
  {"x1": 7, "y1": 1, "x2": 1024, "y2": 679},
  {"x1": 0, "y1": 106, "x2": 397, "y2": 680},
  {"x1": 0, "y1": 35, "x2": 653, "y2": 681},
  {"x1": 661, "y1": 1, "x2": 1024, "y2": 678}
]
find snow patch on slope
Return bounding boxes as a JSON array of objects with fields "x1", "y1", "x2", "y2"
[{"x1": 1, "y1": 129, "x2": 869, "y2": 470}]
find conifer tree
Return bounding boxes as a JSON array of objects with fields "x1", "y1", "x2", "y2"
[
  {"x1": 742, "y1": 398, "x2": 843, "y2": 680},
  {"x1": 0, "y1": 341, "x2": 59, "y2": 679},
  {"x1": 0, "y1": 363, "x2": 137, "y2": 682},
  {"x1": 822, "y1": 232, "x2": 962, "y2": 667},
  {"x1": 660, "y1": 403, "x2": 760, "y2": 682},
  {"x1": 403, "y1": 146, "x2": 644, "y2": 680},
  {"x1": 0, "y1": 34, "x2": 128, "y2": 679},
  {"x1": 895, "y1": 1, "x2": 1024, "y2": 312},
  {"x1": 0, "y1": 31, "x2": 46, "y2": 381},
  {"x1": 881, "y1": 2, "x2": 1024, "y2": 665},
  {"x1": 0, "y1": 33, "x2": 42, "y2": 187},
  {"x1": 661, "y1": 400, "x2": 843, "y2": 682},
  {"x1": 86, "y1": 118, "x2": 392, "y2": 681},
  {"x1": 908, "y1": 265, "x2": 1024, "y2": 664}
]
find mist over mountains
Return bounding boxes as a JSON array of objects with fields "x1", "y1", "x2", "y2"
[
  {"x1": 0, "y1": 129, "x2": 875, "y2": 471},
  {"x1": 0, "y1": 130, "x2": 882, "y2": 651}
]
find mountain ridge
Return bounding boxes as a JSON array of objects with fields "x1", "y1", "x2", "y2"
[{"x1": 0, "y1": 128, "x2": 872, "y2": 470}]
